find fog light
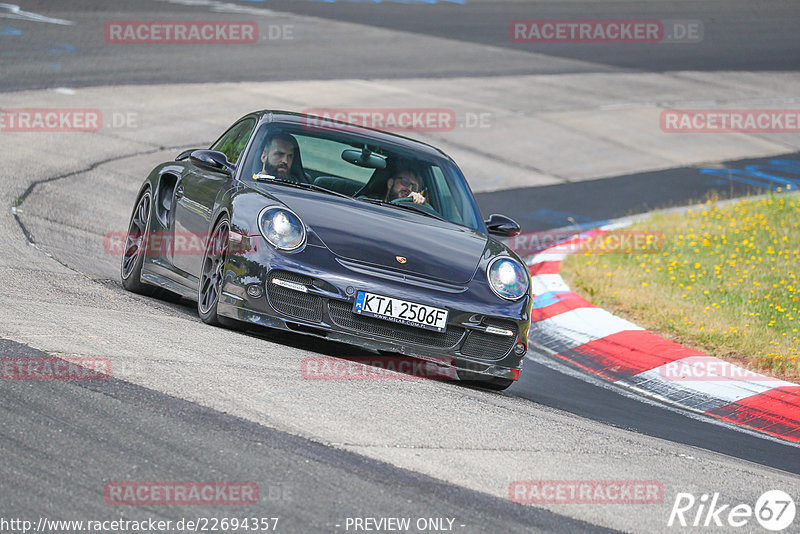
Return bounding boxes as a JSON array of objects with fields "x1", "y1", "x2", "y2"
[
  {"x1": 514, "y1": 342, "x2": 527, "y2": 355},
  {"x1": 247, "y1": 284, "x2": 263, "y2": 298}
]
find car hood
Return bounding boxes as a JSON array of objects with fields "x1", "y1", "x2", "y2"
[{"x1": 263, "y1": 186, "x2": 488, "y2": 284}]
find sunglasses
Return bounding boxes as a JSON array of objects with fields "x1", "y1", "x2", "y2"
[{"x1": 395, "y1": 177, "x2": 421, "y2": 192}]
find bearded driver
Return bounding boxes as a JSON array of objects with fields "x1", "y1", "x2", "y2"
[{"x1": 260, "y1": 132, "x2": 299, "y2": 181}]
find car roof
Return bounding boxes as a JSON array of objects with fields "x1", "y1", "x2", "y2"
[{"x1": 250, "y1": 110, "x2": 452, "y2": 161}]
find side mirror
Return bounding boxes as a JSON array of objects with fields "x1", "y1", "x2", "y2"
[
  {"x1": 484, "y1": 213, "x2": 521, "y2": 237},
  {"x1": 175, "y1": 149, "x2": 196, "y2": 161},
  {"x1": 189, "y1": 150, "x2": 235, "y2": 176}
]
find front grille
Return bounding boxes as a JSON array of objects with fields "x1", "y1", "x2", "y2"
[
  {"x1": 328, "y1": 300, "x2": 464, "y2": 348},
  {"x1": 460, "y1": 318, "x2": 518, "y2": 360},
  {"x1": 267, "y1": 271, "x2": 323, "y2": 323}
]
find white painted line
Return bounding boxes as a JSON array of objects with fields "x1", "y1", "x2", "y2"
[
  {"x1": 526, "y1": 350, "x2": 800, "y2": 447},
  {"x1": 634, "y1": 357, "x2": 796, "y2": 404},
  {"x1": 0, "y1": 3, "x2": 74, "y2": 25},
  {"x1": 532, "y1": 307, "x2": 643, "y2": 349},
  {"x1": 531, "y1": 274, "x2": 570, "y2": 295},
  {"x1": 528, "y1": 252, "x2": 567, "y2": 265},
  {"x1": 600, "y1": 220, "x2": 632, "y2": 231}
]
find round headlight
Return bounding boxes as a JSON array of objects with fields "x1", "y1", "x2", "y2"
[
  {"x1": 258, "y1": 207, "x2": 306, "y2": 251},
  {"x1": 487, "y1": 257, "x2": 529, "y2": 300}
]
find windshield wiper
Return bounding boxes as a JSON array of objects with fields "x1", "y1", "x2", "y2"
[
  {"x1": 357, "y1": 197, "x2": 447, "y2": 222},
  {"x1": 257, "y1": 176, "x2": 353, "y2": 199}
]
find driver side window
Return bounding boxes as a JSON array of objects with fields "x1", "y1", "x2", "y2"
[{"x1": 212, "y1": 118, "x2": 256, "y2": 164}]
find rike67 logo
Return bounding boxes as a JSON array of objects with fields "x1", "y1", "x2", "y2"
[{"x1": 668, "y1": 490, "x2": 796, "y2": 531}]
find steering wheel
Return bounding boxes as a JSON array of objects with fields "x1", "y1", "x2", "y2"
[{"x1": 390, "y1": 195, "x2": 440, "y2": 216}]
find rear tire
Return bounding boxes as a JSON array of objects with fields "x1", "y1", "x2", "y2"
[
  {"x1": 120, "y1": 189, "x2": 181, "y2": 301},
  {"x1": 120, "y1": 190, "x2": 166, "y2": 296}
]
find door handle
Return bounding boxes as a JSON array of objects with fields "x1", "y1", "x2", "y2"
[{"x1": 175, "y1": 185, "x2": 184, "y2": 200}]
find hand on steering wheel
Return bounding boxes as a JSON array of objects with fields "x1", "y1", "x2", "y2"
[
  {"x1": 391, "y1": 193, "x2": 424, "y2": 205},
  {"x1": 408, "y1": 191, "x2": 426, "y2": 204},
  {"x1": 391, "y1": 194, "x2": 439, "y2": 215}
]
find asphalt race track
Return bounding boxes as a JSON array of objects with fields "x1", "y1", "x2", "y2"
[{"x1": 2, "y1": 2, "x2": 799, "y2": 533}]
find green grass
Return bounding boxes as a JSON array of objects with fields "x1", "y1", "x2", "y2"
[{"x1": 562, "y1": 192, "x2": 800, "y2": 381}]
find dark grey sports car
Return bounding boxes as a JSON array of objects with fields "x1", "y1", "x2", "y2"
[{"x1": 121, "y1": 111, "x2": 531, "y2": 390}]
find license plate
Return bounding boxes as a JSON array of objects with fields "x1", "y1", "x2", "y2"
[{"x1": 353, "y1": 291, "x2": 448, "y2": 332}]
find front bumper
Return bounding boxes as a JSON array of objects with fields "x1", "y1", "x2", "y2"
[{"x1": 219, "y1": 244, "x2": 530, "y2": 381}]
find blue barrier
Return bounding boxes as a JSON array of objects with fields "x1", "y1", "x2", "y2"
[{"x1": 700, "y1": 159, "x2": 800, "y2": 191}]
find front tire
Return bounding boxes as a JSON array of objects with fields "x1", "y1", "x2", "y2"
[{"x1": 198, "y1": 215, "x2": 230, "y2": 326}]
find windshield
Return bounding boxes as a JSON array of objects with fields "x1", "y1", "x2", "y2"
[{"x1": 239, "y1": 122, "x2": 485, "y2": 232}]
